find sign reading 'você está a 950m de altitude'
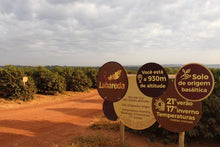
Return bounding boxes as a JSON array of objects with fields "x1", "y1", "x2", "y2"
[
  {"x1": 96, "y1": 61, "x2": 128, "y2": 102},
  {"x1": 136, "y1": 62, "x2": 169, "y2": 97},
  {"x1": 175, "y1": 63, "x2": 215, "y2": 102}
]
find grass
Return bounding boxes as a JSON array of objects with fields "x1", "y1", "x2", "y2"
[
  {"x1": 69, "y1": 132, "x2": 120, "y2": 147},
  {"x1": 89, "y1": 116, "x2": 120, "y2": 132},
  {"x1": 68, "y1": 115, "x2": 139, "y2": 147},
  {"x1": 68, "y1": 116, "x2": 127, "y2": 147},
  {"x1": 69, "y1": 132, "x2": 135, "y2": 147}
]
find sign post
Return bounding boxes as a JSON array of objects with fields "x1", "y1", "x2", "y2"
[
  {"x1": 179, "y1": 132, "x2": 185, "y2": 147},
  {"x1": 97, "y1": 61, "x2": 128, "y2": 146},
  {"x1": 173, "y1": 63, "x2": 215, "y2": 146},
  {"x1": 120, "y1": 121, "x2": 125, "y2": 147}
]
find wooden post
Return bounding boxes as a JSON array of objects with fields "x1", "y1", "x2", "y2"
[
  {"x1": 179, "y1": 132, "x2": 185, "y2": 147},
  {"x1": 120, "y1": 121, "x2": 125, "y2": 147}
]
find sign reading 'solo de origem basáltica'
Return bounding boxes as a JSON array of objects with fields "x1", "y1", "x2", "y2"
[{"x1": 175, "y1": 63, "x2": 215, "y2": 102}]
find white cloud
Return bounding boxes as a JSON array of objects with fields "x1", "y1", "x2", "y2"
[
  {"x1": 208, "y1": 19, "x2": 220, "y2": 29},
  {"x1": 0, "y1": 0, "x2": 220, "y2": 66}
]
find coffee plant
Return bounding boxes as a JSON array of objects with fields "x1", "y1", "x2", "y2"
[
  {"x1": 0, "y1": 65, "x2": 36, "y2": 101},
  {"x1": 60, "y1": 67, "x2": 92, "y2": 92},
  {"x1": 31, "y1": 66, "x2": 66, "y2": 95},
  {"x1": 83, "y1": 67, "x2": 98, "y2": 88}
]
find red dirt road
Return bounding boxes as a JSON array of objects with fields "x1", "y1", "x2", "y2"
[
  {"x1": 0, "y1": 90, "x2": 104, "y2": 147},
  {"x1": 1, "y1": 90, "x2": 219, "y2": 147}
]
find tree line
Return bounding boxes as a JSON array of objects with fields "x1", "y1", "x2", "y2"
[{"x1": 0, "y1": 65, "x2": 97, "y2": 101}]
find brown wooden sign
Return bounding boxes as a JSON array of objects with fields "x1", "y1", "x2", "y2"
[
  {"x1": 103, "y1": 100, "x2": 118, "y2": 121},
  {"x1": 152, "y1": 82, "x2": 202, "y2": 133},
  {"x1": 97, "y1": 61, "x2": 128, "y2": 102},
  {"x1": 137, "y1": 62, "x2": 169, "y2": 97},
  {"x1": 175, "y1": 63, "x2": 214, "y2": 101}
]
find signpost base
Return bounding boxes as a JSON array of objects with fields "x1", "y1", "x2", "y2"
[
  {"x1": 120, "y1": 121, "x2": 125, "y2": 147},
  {"x1": 179, "y1": 132, "x2": 185, "y2": 147}
]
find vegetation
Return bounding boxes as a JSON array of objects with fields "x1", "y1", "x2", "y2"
[
  {"x1": 31, "y1": 66, "x2": 66, "y2": 95},
  {"x1": 0, "y1": 65, "x2": 36, "y2": 101},
  {"x1": 70, "y1": 133, "x2": 119, "y2": 147},
  {"x1": 0, "y1": 65, "x2": 98, "y2": 100},
  {"x1": 53, "y1": 67, "x2": 95, "y2": 92},
  {"x1": 64, "y1": 67, "x2": 92, "y2": 92},
  {"x1": 89, "y1": 116, "x2": 120, "y2": 131}
]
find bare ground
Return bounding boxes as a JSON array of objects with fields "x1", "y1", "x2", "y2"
[{"x1": 0, "y1": 90, "x2": 219, "y2": 147}]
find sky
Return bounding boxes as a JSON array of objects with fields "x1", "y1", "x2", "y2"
[{"x1": 0, "y1": 0, "x2": 220, "y2": 66}]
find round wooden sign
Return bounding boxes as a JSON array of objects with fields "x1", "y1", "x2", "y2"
[
  {"x1": 103, "y1": 100, "x2": 118, "y2": 121},
  {"x1": 136, "y1": 62, "x2": 169, "y2": 97},
  {"x1": 114, "y1": 75, "x2": 156, "y2": 130},
  {"x1": 97, "y1": 61, "x2": 128, "y2": 102},
  {"x1": 175, "y1": 63, "x2": 215, "y2": 101},
  {"x1": 152, "y1": 82, "x2": 202, "y2": 133}
]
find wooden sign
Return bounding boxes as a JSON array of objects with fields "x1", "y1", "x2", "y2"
[
  {"x1": 152, "y1": 82, "x2": 202, "y2": 132},
  {"x1": 23, "y1": 76, "x2": 28, "y2": 85},
  {"x1": 103, "y1": 100, "x2": 118, "y2": 121},
  {"x1": 96, "y1": 61, "x2": 128, "y2": 102},
  {"x1": 136, "y1": 62, "x2": 169, "y2": 97},
  {"x1": 175, "y1": 63, "x2": 214, "y2": 101},
  {"x1": 114, "y1": 75, "x2": 156, "y2": 130}
]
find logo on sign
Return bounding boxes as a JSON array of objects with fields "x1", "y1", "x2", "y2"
[
  {"x1": 99, "y1": 69, "x2": 126, "y2": 90},
  {"x1": 180, "y1": 69, "x2": 191, "y2": 80},
  {"x1": 154, "y1": 98, "x2": 165, "y2": 111},
  {"x1": 106, "y1": 70, "x2": 122, "y2": 81}
]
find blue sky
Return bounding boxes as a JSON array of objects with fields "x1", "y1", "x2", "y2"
[{"x1": 0, "y1": 0, "x2": 220, "y2": 66}]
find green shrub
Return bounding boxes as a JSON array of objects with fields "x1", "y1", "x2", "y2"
[
  {"x1": 164, "y1": 67, "x2": 179, "y2": 74},
  {"x1": 69, "y1": 68, "x2": 92, "y2": 92},
  {"x1": 32, "y1": 66, "x2": 66, "y2": 95},
  {"x1": 60, "y1": 67, "x2": 74, "y2": 90},
  {"x1": 0, "y1": 65, "x2": 36, "y2": 101},
  {"x1": 82, "y1": 67, "x2": 98, "y2": 88},
  {"x1": 59, "y1": 67, "x2": 92, "y2": 92},
  {"x1": 49, "y1": 66, "x2": 64, "y2": 75}
]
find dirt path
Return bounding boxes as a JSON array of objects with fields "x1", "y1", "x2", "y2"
[
  {"x1": 0, "y1": 90, "x2": 219, "y2": 147},
  {"x1": 0, "y1": 90, "x2": 104, "y2": 147}
]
